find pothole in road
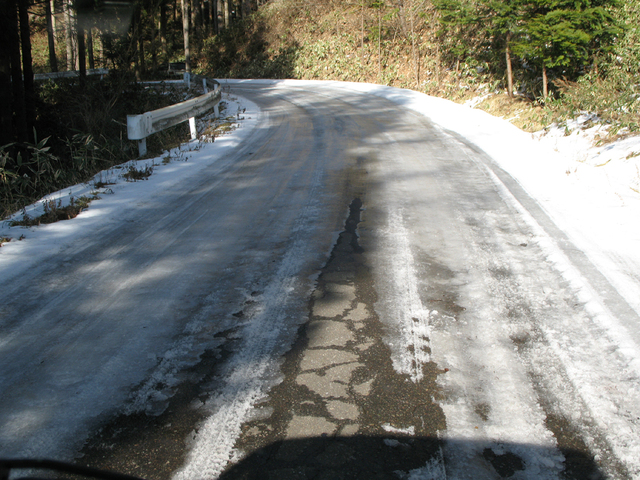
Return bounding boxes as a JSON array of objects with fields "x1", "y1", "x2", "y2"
[{"x1": 220, "y1": 199, "x2": 447, "y2": 479}]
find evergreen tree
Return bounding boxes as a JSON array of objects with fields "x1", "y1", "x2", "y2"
[
  {"x1": 480, "y1": 0, "x2": 529, "y2": 97},
  {"x1": 435, "y1": 0, "x2": 621, "y2": 99},
  {"x1": 607, "y1": 0, "x2": 640, "y2": 76},
  {"x1": 435, "y1": 0, "x2": 529, "y2": 94},
  {"x1": 433, "y1": 0, "x2": 482, "y2": 72},
  {"x1": 513, "y1": 0, "x2": 621, "y2": 98}
]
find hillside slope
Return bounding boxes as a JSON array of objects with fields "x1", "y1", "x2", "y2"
[
  {"x1": 197, "y1": 0, "x2": 639, "y2": 135},
  {"x1": 198, "y1": 0, "x2": 472, "y2": 95}
]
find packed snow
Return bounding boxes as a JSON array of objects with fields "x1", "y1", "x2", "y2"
[
  {"x1": 1, "y1": 79, "x2": 639, "y2": 478},
  {"x1": 218, "y1": 80, "x2": 640, "y2": 478},
  {"x1": 0, "y1": 95, "x2": 259, "y2": 283}
]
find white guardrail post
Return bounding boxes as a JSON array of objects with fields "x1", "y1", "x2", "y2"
[{"x1": 127, "y1": 75, "x2": 222, "y2": 157}]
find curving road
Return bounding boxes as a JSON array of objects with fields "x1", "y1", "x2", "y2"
[{"x1": 1, "y1": 82, "x2": 639, "y2": 480}]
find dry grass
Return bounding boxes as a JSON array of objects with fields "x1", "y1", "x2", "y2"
[
  {"x1": 122, "y1": 164, "x2": 154, "y2": 181},
  {"x1": 9, "y1": 196, "x2": 97, "y2": 227},
  {"x1": 472, "y1": 94, "x2": 551, "y2": 132},
  {"x1": 214, "y1": 0, "x2": 637, "y2": 140}
]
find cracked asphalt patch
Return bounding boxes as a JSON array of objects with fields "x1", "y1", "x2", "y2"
[{"x1": 220, "y1": 199, "x2": 446, "y2": 479}]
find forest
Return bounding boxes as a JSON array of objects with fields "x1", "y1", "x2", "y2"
[{"x1": 1, "y1": 0, "x2": 638, "y2": 217}]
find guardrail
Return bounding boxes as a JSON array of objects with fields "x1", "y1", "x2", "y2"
[
  {"x1": 127, "y1": 75, "x2": 221, "y2": 157},
  {"x1": 34, "y1": 68, "x2": 109, "y2": 81}
]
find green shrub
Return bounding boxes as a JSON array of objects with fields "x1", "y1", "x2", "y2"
[{"x1": 554, "y1": 71, "x2": 640, "y2": 133}]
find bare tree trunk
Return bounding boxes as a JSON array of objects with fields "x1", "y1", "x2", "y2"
[
  {"x1": 99, "y1": 31, "x2": 105, "y2": 66},
  {"x1": 64, "y1": 0, "x2": 74, "y2": 70},
  {"x1": 211, "y1": 0, "x2": 217, "y2": 34},
  {"x1": 132, "y1": 2, "x2": 144, "y2": 80},
  {"x1": 160, "y1": 0, "x2": 167, "y2": 61},
  {"x1": 18, "y1": 0, "x2": 34, "y2": 138},
  {"x1": 72, "y1": 5, "x2": 78, "y2": 69},
  {"x1": 409, "y1": 0, "x2": 418, "y2": 88},
  {"x1": 0, "y1": 51, "x2": 12, "y2": 144},
  {"x1": 50, "y1": 0, "x2": 56, "y2": 34},
  {"x1": 223, "y1": 0, "x2": 229, "y2": 29},
  {"x1": 138, "y1": 12, "x2": 145, "y2": 76},
  {"x1": 202, "y1": 0, "x2": 208, "y2": 31},
  {"x1": 45, "y1": 0, "x2": 58, "y2": 71},
  {"x1": 416, "y1": 50, "x2": 420, "y2": 88},
  {"x1": 378, "y1": 6, "x2": 381, "y2": 80},
  {"x1": 138, "y1": 28, "x2": 147, "y2": 75},
  {"x1": 87, "y1": 27, "x2": 94, "y2": 69},
  {"x1": 542, "y1": 64, "x2": 548, "y2": 100},
  {"x1": 505, "y1": 32, "x2": 513, "y2": 98},
  {"x1": 7, "y1": 0, "x2": 28, "y2": 142},
  {"x1": 398, "y1": 0, "x2": 407, "y2": 36},
  {"x1": 77, "y1": 24, "x2": 86, "y2": 84},
  {"x1": 0, "y1": 0, "x2": 16, "y2": 145},
  {"x1": 150, "y1": 4, "x2": 158, "y2": 71},
  {"x1": 217, "y1": 0, "x2": 223, "y2": 31},
  {"x1": 190, "y1": 0, "x2": 198, "y2": 40},
  {"x1": 197, "y1": 0, "x2": 203, "y2": 29},
  {"x1": 361, "y1": 0, "x2": 364, "y2": 51},
  {"x1": 182, "y1": 0, "x2": 191, "y2": 72}
]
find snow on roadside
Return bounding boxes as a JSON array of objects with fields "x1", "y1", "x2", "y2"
[
  {"x1": 0, "y1": 94, "x2": 259, "y2": 284},
  {"x1": 534, "y1": 113, "x2": 640, "y2": 197}
]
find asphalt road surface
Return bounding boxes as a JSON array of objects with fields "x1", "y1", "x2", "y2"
[{"x1": 1, "y1": 83, "x2": 639, "y2": 480}]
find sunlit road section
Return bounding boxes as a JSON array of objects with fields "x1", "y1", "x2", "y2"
[{"x1": 1, "y1": 82, "x2": 639, "y2": 480}]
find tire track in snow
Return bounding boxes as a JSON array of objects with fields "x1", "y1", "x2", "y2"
[
  {"x1": 367, "y1": 130, "x2": 566, "y2": 477},
  {"x1": 478, "y1": 162, "x2": 640, "y2": 478},
  {"x1": 173, "y1": 148, "x2": 328, "y2": 480},
  {"x1": 375, "y1": 201, "x2": 564, "y2": 478},
  {"x1": 174, "y1": 214, "x2": 321, "y2": 480},
  {"x1": 379, "y1": 208, "x2": 433, "y2": 383},
  {"x1": 431, "y1": 206, "x2": 564, "y2": 479}
]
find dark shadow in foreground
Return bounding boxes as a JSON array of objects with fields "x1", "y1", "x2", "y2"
[{"x1": 218, "y1": 434, "x2": 607, "y2": 480}]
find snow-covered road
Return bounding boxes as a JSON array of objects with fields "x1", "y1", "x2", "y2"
[{"x1": 1, "y1": 81, "x2": 639, "y2": 479}]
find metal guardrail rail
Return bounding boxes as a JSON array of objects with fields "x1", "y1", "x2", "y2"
[
  {"x1": 126, "y1": 74, "x2": 222, "y2": 157},
  {"x1": 34, "y1": 68, "x2": 109, "y2": 81}
]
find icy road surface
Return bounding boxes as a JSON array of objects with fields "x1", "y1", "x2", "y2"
[{"x1": 1, "y1": 81, "x2": 640, "y2": 479}]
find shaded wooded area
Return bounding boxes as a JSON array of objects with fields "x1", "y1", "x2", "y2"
[
  {"x1": 0, "y1": 0, "x2": 260, "y2": 146},
  {"x1": 0, "y1": 0, "x2": 258, "y2": 216}
]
